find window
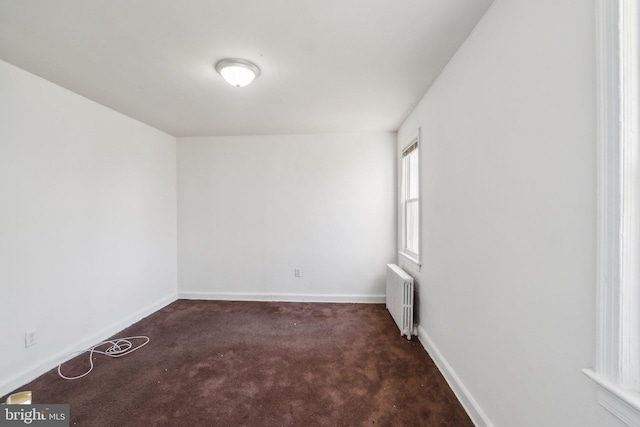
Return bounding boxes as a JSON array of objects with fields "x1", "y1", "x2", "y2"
[
  {"x1": 400, "y1": 132, "x2": 420, "y2": 267},
  {"x1": 583, "y1": 1, "x2": 640, "y2": 425}
]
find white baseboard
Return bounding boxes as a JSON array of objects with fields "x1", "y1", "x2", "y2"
[
  {"x1": 417, "y1": 325, "x2": 494, "y2": 427},
  {"x1": 178, "y1": 291, "x2": 385, "y2": 304},
  {"x1": 0, "y1": 292, "x2": 178, "y2": 398}
]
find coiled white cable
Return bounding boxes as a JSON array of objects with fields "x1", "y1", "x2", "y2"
[{"x1": 57, "y1": 336, "x2": 150, "y2": 380}]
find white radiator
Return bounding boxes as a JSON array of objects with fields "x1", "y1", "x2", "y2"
[{"x1": 386, "y1": 264, "x2": 414, "y2": 340}]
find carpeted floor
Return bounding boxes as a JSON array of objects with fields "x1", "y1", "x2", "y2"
[{"x1": 3, "y1": 300, "x2": 474, "y2": 426}]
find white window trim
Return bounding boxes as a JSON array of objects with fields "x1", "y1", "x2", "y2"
[
  {"x1": 583, "y1": 1, "x2": 640, "y2": 425},
  {"x1": 399, "y1": 129, "x2": 421, "y2": 271}
]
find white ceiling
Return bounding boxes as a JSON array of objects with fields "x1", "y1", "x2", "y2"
[{"x1": 0, "y1": 0, "x2": 493, "y2": 137}]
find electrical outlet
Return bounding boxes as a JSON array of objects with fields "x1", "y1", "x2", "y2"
[
  {"x1": 25, "y1": 329, "x2": 36, "y2": 348},
  {"x1": 294, "y1": 268, "x2": 301, "y2": 277}
]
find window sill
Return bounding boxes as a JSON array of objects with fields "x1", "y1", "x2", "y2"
[
  {"x1": 398, "y1": 251, "x2": 421, "y2": 272},
  {"x1": 583, "y1": 369, "x2": 640, "y2": 426}
]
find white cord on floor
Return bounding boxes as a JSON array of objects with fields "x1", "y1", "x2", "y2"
[{"x1": 57, "y1": 336, "x2": 150, "y2": 380}]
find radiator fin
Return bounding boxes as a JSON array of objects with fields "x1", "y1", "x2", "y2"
[{"x1": 386, "y1": 264, "x2": 414, "y2": 340}]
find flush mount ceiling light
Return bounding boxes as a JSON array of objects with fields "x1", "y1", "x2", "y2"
[{"x1": 215, "y1": 58, "x2": 260, "y2": 88}]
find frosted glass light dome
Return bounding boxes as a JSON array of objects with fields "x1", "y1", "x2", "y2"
[{"x1": 215, "y1": 58, "x2": 260, "y2": 87}]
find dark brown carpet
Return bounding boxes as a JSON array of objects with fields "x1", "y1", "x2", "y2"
[{"x1": 4, "y1": 300, "x2": 474, "y2": 426}]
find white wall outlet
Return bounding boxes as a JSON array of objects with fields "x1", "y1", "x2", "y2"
[
  {"x1": 25, "y1": 329, "x2": 36, "y2": 348},
  {"x1": 294, "y1": 268, "x2": 301, "y2": 277}
]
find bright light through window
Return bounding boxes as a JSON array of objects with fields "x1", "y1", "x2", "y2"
[{"x1": 401, "y1": 138, "x2": 419, "y2": 260}]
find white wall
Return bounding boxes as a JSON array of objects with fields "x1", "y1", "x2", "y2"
[
  {"x1": 177, "y1": 133, "x2": 396, "y2": 302},
  {"x1": 397, "y1": 0, "x2": 627, "y2": 426},
  {"x1": 0, "y1": 60, "x2": 178, "y2": 397}
]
